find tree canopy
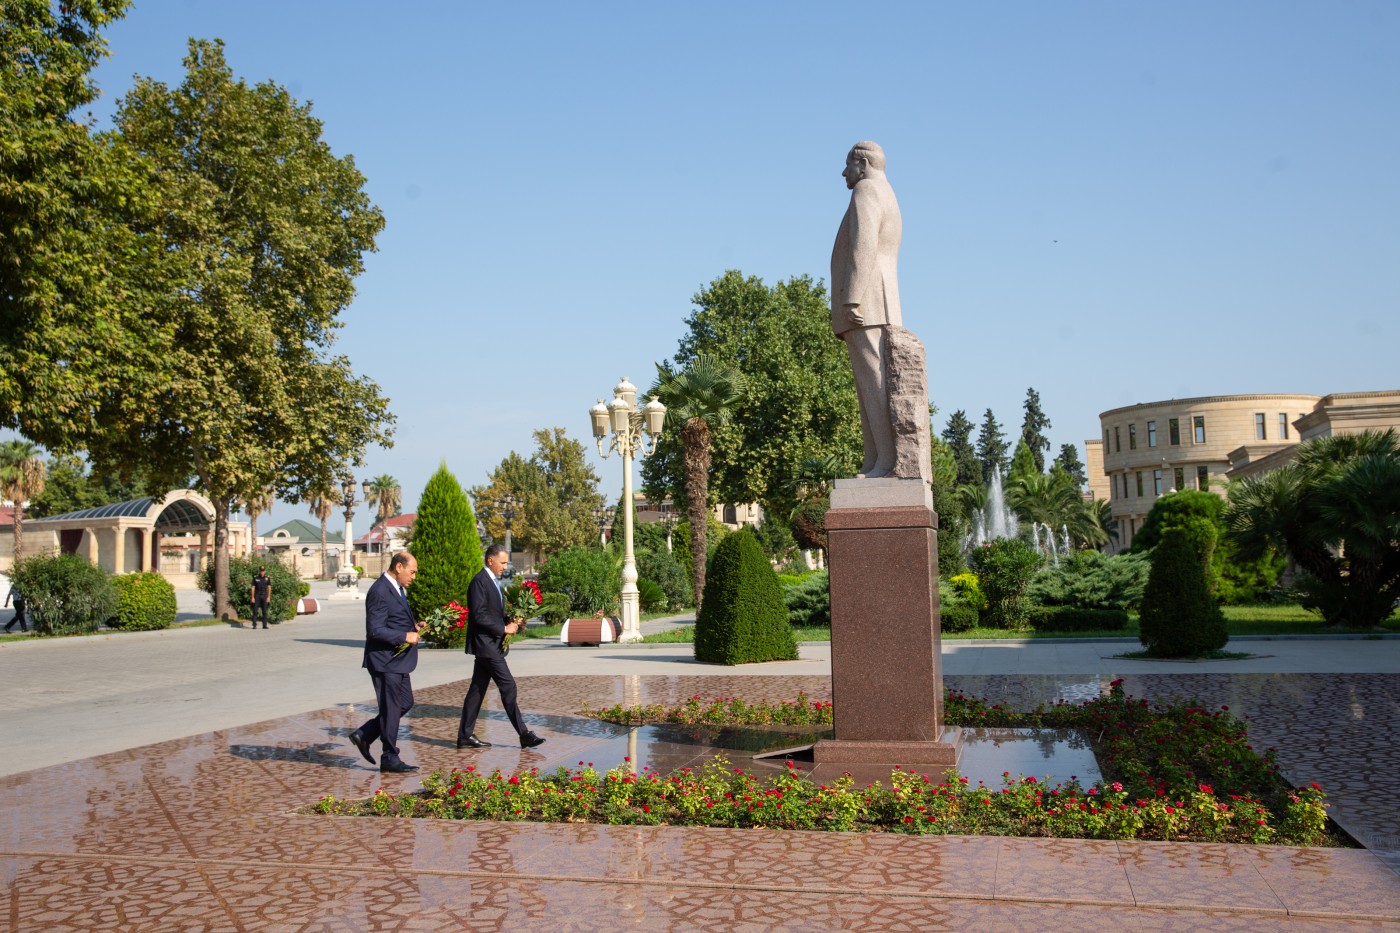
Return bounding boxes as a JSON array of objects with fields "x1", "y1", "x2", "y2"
[
  {"x1": 940, "y1": 409, "x2": 981, "y2": 489},
  {"x1": 642, "y1": 271, "x2": 861, "y2": 518},
  {"x1": 470, "y1": 428, "x2": 604, "y2": 560},
  {"x1": 976, "y1": 408, "x2": 1010, "y2": 483},
  {"x1": 1019, "y1": 387, "x2": 1052, "y2": 473}
]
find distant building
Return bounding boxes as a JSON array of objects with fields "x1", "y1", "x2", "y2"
[
  {"x1": 263, "y1": 519, "x2": 345, "y2": 578},
  {"x1": 632, "y1": 494, "x2": 761, "y2": 530},
  {"x1": 1226, "y1": 391, "x2": 1400, "y2": 482},
  {"x1": 355, "y1": 513, "x2": 415, "y2": 555}
]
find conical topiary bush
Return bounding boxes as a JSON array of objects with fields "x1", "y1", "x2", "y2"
[
  {"x1": 694, "y1": 528, "x2": 798, "y2": 665},
  {"x1": 1138, "y1": 525, "x2": 1227, "y2": 658},
  {"x1": 406, "y1": 462, "x2": 482, "y2": 643}
]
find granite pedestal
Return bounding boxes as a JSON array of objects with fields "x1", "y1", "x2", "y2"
[{"x1": 814, "y1": 479, "x2": 960, "y2": 767}]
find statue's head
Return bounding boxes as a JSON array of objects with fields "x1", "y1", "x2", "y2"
[{"x1": 843, "y1": 141, "x2": 886, "y2": 189}]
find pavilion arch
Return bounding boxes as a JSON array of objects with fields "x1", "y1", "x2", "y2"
[{"x1": 26, "y1": 489, "x2": 252, "y2": 588}]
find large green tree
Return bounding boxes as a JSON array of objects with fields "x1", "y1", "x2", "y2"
[
  {"x1": 1054, "y1": 443, "x2": 1088, "y2": 488},
  {"x1": 1226, "y1": 430, "x2": 1400, "y2": 628},
  {"x1": 975, "y1": 408, "x2": 1010, "y2": 483},
  {"x1": 470, "y1": 428, "x2": 604, "y2": 560},
  {"x1": 643, "y1": 271, "x2": 861, "y2": 519},
  {"x1": 940, "y1": 409, "x2": 981, "y2": 489},
  {"x1": 650, "y1": 357, "x2": 747, "y2": 611},
  {"x1": 105, "y1": 39, "x2": 392, "y2": 619},
  {"x1": 1, "y1": 1, "x2": 175, "y2": 453},
  {"x1": 1019, "y1": 387, "x2": 1052, "y2": 473}
]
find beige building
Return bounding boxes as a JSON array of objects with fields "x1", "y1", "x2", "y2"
[
  {"x1": 1099, "y1": 394, "x2": 1320, "y2": 552},
  {"x1": 1226, "y1": 390, "x2": 1400, "y2": 481},
  {"x1": 13, "y1": 490, "x2": 252, "y2": 588}
]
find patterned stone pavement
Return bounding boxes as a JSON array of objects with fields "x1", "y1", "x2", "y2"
[{"x1": 2, "y1": 673, "x2": 1399, "y2": 931}]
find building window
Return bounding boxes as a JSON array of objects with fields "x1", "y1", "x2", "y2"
[
  {"x1": 1114, "y1": 426, "x2": 1121, "y2": 452},
  {"x1": 1128, "y1": 424, "x2": 1137, "y2": 450},
  {"x1": 1169, "y1": 418, "x2": 1180, "y2": 446},
  {"x1": 1147, "y1": 421, "x2": 1157, "y2": 448},
  {"x1": 1193, "y1": 416, "x2": 1206, "y2": 444},
  {"x1": 1174, "y1": 467, "x2": 1184, "y2": 491},
  {"x1": 1197, "y1": 465, "x2": 1209, "y2": 491},
  {"x1": 1104, "y1": 428, "x2": 1110, "y2": 448},
  {"x1": 1279, "y1": 413, "x2": 1289, "y2": 440},
  {"x1": 1153, "y1": 469, "x2": 1163, "y2": 496},
  {"x1": 1135, "y1": 472, "x2": 1143, "y2": 497},
  {"x1": 1255, "y1": 413, "x2": 1266, "y2": 441}
]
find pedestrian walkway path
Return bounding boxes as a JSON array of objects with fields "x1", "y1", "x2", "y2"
[{"x1": 2, "y1": 673, "x2": 1398, "y2": 930}]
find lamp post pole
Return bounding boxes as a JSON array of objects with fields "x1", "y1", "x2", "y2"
[
  {"x1": 497, "y1": 494, "x2": 519, "y2": 572},
  {"x1": 592, "y1": 505, "x2": 615, "y2": 548},
  {"x1": 341, "y1": 475, "x2": 372, "y2": 574},
  {"x1": 589, "y1": 377, "x2": 666, "y2": 643}
]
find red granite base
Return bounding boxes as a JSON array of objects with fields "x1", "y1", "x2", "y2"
[{"x1": 813, "y1": 727, "x2": 963, "y2": 767}]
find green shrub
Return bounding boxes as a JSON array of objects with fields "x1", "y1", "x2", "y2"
[
  {"x1": 948, "y1": 571, "x2": 986, "y2": 609},
  {"x1": 111, "y1": 572, "x2": 177, "y2": 631},
  {"x1": 967, "y1": 538, "x2": 1042, "y2": 631},
  {"x1": 637, "y1": 578, "x2": 668, "y2": 612},
  {"x1": 783, "y1": 571, "x2": 830, "y2": 627},
  {"x1": 535, "y1": 591, "x2": 571, "y2": 625},
  {"x1": 407, "y1": 463, "x2": 482, "y2": 621},
  {"x1": 539, "y1": 547, "x2": 620, "y2": 615},
  {"x1": 296, "y1": 581, "x2": 311, "y2": 599},
  {"x1": 775, "y1": 572, "x2": 810, "y2": 589},
  {"x1": 695, "y1": 529, "x2": 798, "y2": 665},
  {"x1": 940, "y1": 604, "x2": 979, "y2": 632},
  {"x1": 10, "y1": 553, "x2": 116, "y2": 635},
  {"x1": 1026, "y1": 550, "x2": 1150, "y2": 611},
  {"x1": 636, "y1": 548, "x2": 692, "y2": 609},
  {"x1": 200, "y1": 555, "x2": 299, "y2": 622},
  {"x1": 1028, "y1": 606, "x2": 1129, "y2": 633},
  {"x1": 1138, "y1": 526, "x2": 1227, "y2": 657},
  {"x1": 1132, "y1": 489, "x2": 1281, "y2": 603}
]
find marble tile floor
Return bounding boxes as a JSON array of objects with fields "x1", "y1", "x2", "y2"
[{"x1": 2, "y1": 673, "x2": 1398, "y2": 931}]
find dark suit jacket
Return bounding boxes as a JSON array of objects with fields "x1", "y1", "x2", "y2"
[
  {"x1": 362, "y1": 573, "x2": 419, "y2": 674},
  {"x1": 465, "y1": 568, "x2": 508, "y2": 659}
]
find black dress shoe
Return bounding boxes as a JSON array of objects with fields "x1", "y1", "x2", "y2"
[
  {"x1": 457, "y1": 735, "x2": 492, "y2": 749},
  {"x1": 348, "y1": 731, "x2": 376, "y2": 765},
  {"x1": 380, "y1": 760, "x2": 418, "y2": 773},
  {"x1": 520, "y1": 733, "x2": 546, "y2": 749}
]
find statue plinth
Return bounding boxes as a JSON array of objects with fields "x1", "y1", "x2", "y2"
[{"x1": 814, "y1": 478, "x2": 960, "y2": 768}]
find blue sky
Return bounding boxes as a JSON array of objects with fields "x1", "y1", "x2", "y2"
[{"x1": 54, "y1": 1, "x2": 1400, "y2": 528}]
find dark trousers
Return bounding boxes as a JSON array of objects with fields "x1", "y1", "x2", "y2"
[
  {"x1": 457, "y1": 655, "x2": 528, "y2": 740},
  {"x1": 358, "y1": 671, "x2": 414, "y2": 763},
  {"x1": 251, "y1": 598, "x2": 270, "y2": 627},
  {"x1": 3, "y1": 603, "x2": 25, "y2": 632}
]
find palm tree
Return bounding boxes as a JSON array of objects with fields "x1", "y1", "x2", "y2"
[
  {"x1": 788, "y1": 454, "x2": 843, "y2": 565},
  {"x1": 237, "y1": 489, "x2": 274, "y2": 553},
  {"x1": 652, "y1": 357, "x2": 747, "y2": 610},
  {"x1": 1226, "y1": 429, "x2": 1400, "y2": 628},
  {"x1": 0, "y1": 441, "x2": 46, "y2": 563},
  {"x1": 366, "y1": 474, "x2": 401, "y2": 524},
  {"x1": 1006, "y1": 469, "x2": 1108, "y2": 549},
  {"x1": 307, "y1": 485, "x2": 341, "y2": 577}
]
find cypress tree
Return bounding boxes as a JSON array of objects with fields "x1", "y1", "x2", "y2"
[
  {"x1": 1138, "y1": 526, "x2": 1227, "y2": 657},
  {"x1": 975, "y1": 408, "x2": 1010, "y2": 483},
  {"x1": 694, "y1": 529, "x2": 797, "y2": 665},
  {"x1": 407, "y1": 462, "x2": 482, "y2": 621},
  {"x1": 1020, "y1": 387, "x2": 1052, "y2": 473}
]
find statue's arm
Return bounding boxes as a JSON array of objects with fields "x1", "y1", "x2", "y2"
[{"x1": 844, "y1": 184, "x2": 882, "y2": 327}]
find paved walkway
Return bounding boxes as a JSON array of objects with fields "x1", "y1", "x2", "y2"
[{"x1": 2, "y1": 586, "x2": 1399, "y2": 929}]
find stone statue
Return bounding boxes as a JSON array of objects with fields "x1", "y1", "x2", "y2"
[{"x1": 831, "y1": 140, "x2": 905, "y2": 478}]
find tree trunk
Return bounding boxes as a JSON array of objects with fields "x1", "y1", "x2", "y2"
[
  {"x1": 682, "y1": 419, "x2": 711, "y2": 612},
  {"x1": 320, "y1": 515, "x2": 329, "y2": 578},
  {"x1": 212, "y1": 497, "x2": 235, "y2": 620},
  {"x1": 11, "y1": 501, "x2": 23, "y2": 564}
]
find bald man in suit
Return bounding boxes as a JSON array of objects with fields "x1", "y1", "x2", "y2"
[{"x1": 831, "y1": 140, "x2": 903, "y2": 478}]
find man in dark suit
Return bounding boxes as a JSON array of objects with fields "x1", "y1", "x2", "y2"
[
  {"x1": 456, "y1": 544, "x2": 544, "y2": 750},
  {"x1": 348, "y1": 551, "x2": 425, "y2": 773}
]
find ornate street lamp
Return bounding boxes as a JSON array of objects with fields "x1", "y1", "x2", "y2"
[
  {"x1": 589, "y1": 376, "x2": 666, "y2": 642},
  {"x1": 341, "y1": 475, "x2": 371, "y2": 574},
  {"x1": 496, "y1": 494, "x2": 520, "y2": 573},
  {"x1": 591, "y1": 504, "x2": 616, "y2": 546}
]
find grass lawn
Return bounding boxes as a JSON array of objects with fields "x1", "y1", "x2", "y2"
[{"x1": 642, "y1": 605, "x2": 1400, "y2": 644}]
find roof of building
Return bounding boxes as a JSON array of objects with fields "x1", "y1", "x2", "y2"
[
  {"x1": 31, "y1": 497, "x2": 209, "y2": 529},
  {"x1": 356, "y1": 513, "x2": 415, "y2": 545},
  {"x1": 264, "y1": 519, "x2": 343, "y2": 544}
]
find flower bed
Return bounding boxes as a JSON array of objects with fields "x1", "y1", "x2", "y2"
[{"x1": 311, "y1": 682, "x2": 1337, "y2": 846}]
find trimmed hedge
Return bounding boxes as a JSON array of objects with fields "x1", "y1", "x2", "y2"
[
  {"x1": 1139, "y1": 526, "x2": 1227, "y2": 657},
  {"x1": 407, "y1": 464, "x2": 481, "y2": 622},
  {"x1": 940, "y1": 604, "x2": 979, "y2": 632},
  {"x1": 1028, "y1": 606, "x2": 1129, "y2": 633},
  {"x1": 112, "y1": 572, "x2": 177, "y2": 631},
  {"x1": 695, "y1": 529, "x2": 798, "y2": 665}
]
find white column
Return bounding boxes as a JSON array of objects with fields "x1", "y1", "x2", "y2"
[{"x1": 618, "y1": 438, "x2": 641, "y2": 642}]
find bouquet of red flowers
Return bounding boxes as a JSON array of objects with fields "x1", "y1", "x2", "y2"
[
  {"x1": 398, "y1": 600, "x2": 468, "y2": 654},
  {"x1": 502, "y1": 580, "x2": 543, "y2": 654}
]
